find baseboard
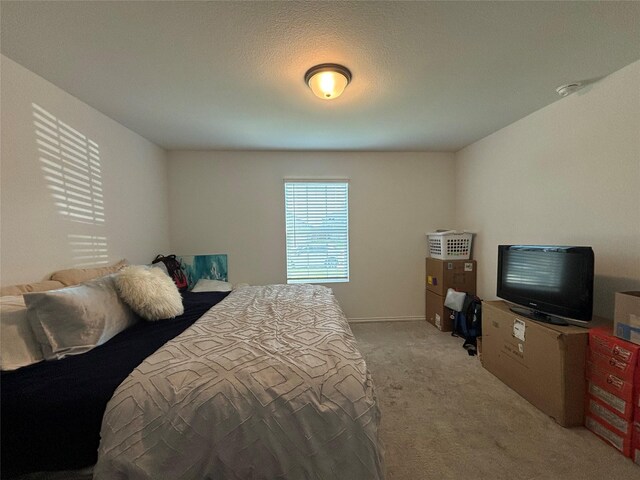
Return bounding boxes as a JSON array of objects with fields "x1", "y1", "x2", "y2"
[{"x1": 348, "y1": 316, "x2": 425, "y2": 324}]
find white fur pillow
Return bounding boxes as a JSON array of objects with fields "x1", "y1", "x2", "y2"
[{"x1": 116, "y1": 266, "x2": 184, "y2": 321}]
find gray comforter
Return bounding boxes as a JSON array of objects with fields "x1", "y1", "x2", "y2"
[{"x1": 94, "y1": 284, "x2": 384, "y2": 479}]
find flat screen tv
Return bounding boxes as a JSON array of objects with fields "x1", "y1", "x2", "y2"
[{"x1": 497, "y1": 245, "x2": 594, "y2": 325}]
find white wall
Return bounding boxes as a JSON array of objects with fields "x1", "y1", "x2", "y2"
[
  {"x1": 455, "y1": 60, "x2": 640, "y2": 319},
  {"x1": 168, "y1": 151, "x2": 455, "y2": 320},
  {"x1": 0, "y1": 55, "x2": 170, "y2": 285},
  {"x1": 6, "y1": 52, "x2": 636, "y2": 322}
]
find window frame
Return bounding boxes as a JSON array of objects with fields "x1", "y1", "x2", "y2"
[{"x1": 284, "y1": 178, "x2": 350, "y2": 284}]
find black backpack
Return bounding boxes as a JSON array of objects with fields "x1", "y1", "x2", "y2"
[
  {"x1": 152, "y1": 254, "x2": 188, "y2": 291},
  {"x1": 451, "y1": 295, "x2": 482, "y2": 356}
]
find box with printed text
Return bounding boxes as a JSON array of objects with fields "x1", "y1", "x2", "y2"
[
  {"x1": 614, "y1": 292, "x2": 640, "y2": 346},
  {"x1": 586, "y1": 327, "x2": 640, "y2": 421},
  {"x1": 481, "y1": 300, "x2": 589, "y2": 427},
  {"x1": 586, "y1": 362, "x2": 635, "y2": 420},
  {"x1": 589, "y1": 326, "x2": 640, "y2": 367},
  {"x1": 585, "y1": 414, "x2": 633, "y2": 457},
  {"x1": 586, "y1": 395, "x2": 632, "y2": 438}
]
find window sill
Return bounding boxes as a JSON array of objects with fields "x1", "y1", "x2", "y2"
[{"x1": 287, "y1": 278, "x2": 349, "y2": 284}]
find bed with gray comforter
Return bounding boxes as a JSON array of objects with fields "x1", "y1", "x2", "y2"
[{"x1": 94, "y1": 284, "x2": 384, "y2": 479}]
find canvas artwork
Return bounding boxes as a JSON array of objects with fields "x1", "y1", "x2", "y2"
[{"x1": 177, "y1": 254, "x2": 228, "y2": 290}]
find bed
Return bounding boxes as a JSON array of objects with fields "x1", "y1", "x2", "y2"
[
  {"x1": 1, "y1": 290, "x2": 230, "y2": 478},
  {"x1": 2, "y1": 282, "x2": 383, "y2": 479},
  {"x1": 94, "y1": 284, "x2": 384, "y2": 479}
]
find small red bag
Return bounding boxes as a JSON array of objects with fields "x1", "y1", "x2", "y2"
[{"x1": 152, "y1": 254, "x2": 188, "y2": 291}]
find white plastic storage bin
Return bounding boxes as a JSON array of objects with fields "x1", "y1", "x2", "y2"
[{"x1": 427, "y1": 231, "x2": 473, "y2": 260}]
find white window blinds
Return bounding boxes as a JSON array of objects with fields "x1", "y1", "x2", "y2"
[{"x1": 285, "y1": 181, "x2": 349, "y2": 283}]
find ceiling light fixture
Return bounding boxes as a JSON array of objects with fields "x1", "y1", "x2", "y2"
[
  {"x1": 556, "y1": 82, "x2": 583, "y2": 97},
  {"x1": 304, "y1": 63, "x2": 352, "y2": 100}
]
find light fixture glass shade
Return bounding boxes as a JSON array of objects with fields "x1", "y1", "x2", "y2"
[{"x1": 305, "y1": 64, "x2": 352, "y2": 100}]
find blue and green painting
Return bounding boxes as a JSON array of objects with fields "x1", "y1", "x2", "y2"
[{"x1": 177, "y1": 254, "x2": 228, "y2": 290}]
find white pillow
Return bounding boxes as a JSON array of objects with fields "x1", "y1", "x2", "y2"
[
  {"x1": 0, "y1": 296, "x2": 44, "y2": 370},
  {"x1": 24, "y1": 275, "x2": 138, "y2": 360},
  {"x1": 191, "y1": 279, "x2": 233, "y2": 292},
  {"x1": 116, "y1": 265, "x2": 184, "y2": 321}
]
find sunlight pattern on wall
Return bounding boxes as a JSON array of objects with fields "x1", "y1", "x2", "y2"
[
  {"x1": 33, "y1": 103, "x2": 110, "y2": 266},
  {"x1": 67, "y1": 234, "x2": 109, "y2": 266},
  {"x1": 33, "y1": 103, "x2": 104, "y2": 225}
]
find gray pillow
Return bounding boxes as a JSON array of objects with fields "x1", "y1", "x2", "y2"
[{"x1": 24, "y1": 274, "x2": 138, "y2": 360}]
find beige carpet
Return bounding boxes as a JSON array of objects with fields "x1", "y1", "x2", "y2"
[
  {"x1": 350, "y1": 320, "x2": 639, "y2": 480},
  {"x1": 16, "y1": 320, "x2": 638, "y2": 480}
]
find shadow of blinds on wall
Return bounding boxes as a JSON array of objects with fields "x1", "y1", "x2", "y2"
[
  {"x1": 33, "y1": 103, "x2": 109, "y2": 266},
  {"x1": 67, "y1": 234, "x2": 109, "y2": 267},
  {"x1": 33, "y1": 103, "x2": 104, "y2": 224}
]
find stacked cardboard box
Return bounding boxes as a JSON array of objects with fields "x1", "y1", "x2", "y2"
[
  {"x1": 425, "y1": 258, "x2": 476, "y2": 332},
  {"x1": 614, "y1": 292, "x2": 640, "y2": 346},
  {"x1": 585, "y1": 327, "x2": 640, "y2": 459}
]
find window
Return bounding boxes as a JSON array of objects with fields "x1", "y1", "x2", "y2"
[{"x1": 285, "y1": 181, "x2": 349, "y2": 283}]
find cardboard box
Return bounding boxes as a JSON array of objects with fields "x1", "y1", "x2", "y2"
[
  {"x1": 425, "y1": 290, "x2": 453, "y2": 332},
  {"x1": 585, "y1": 415, "x2": 632, "y2": 457},
  {"x1": 586, "y1": 327, "x2": 640, "y2": 420},
  {"x1": 589, "y1": 327, "x2": 640, "y2": 371},
  {"x1": 614, "y1": 292, "x2": 640, "y2": 345},
  {"x1": 481, "y1": 300, "x2": 589, "y2": 427},
  {"x1": 586, "y1": 396, "x2": 632, "y2": 436},
  {"x1": 586, "y1": 362, "x2": 634, "y2": 404},
  {"x1": 425, "y1": 258, "x2": 477, "y2": 296},
  {"x1": 587, "y1": 381, "x2": 634, "y2": 420},
  {"x1": 588, "y1": 349, "x2": 636, "y2": 382}
]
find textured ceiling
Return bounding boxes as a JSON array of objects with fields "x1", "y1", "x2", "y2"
[{"x1": 1, "y1": 1, "x2": 639, "y2": 151}]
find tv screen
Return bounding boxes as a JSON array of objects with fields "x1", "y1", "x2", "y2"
[{"x1": 497, "y1": 245, "x2": 594, "y2": 324}]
